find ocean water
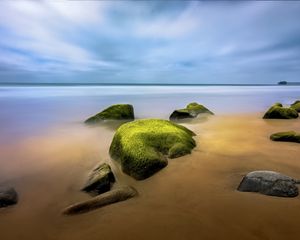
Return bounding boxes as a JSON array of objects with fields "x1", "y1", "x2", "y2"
[{"x1": 0, "y1": 85, "x2": 300, "y2": 143}]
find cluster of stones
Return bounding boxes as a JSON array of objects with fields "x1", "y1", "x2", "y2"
[
  {"x1": 4, "y1": 100, "x2": 300, "y2": 214},
  {"x1": 236, "y1": 100, "x2": 300, "y2": 198}
]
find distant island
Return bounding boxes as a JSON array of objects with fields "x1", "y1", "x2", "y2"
[{"x1": 278, "y1": 81, "x2": 300, "y2": 85}]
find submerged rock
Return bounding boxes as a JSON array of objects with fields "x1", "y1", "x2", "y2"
[
  {"x1": 263, "y1": 103, "x2": 298, "y2": 119},
  {"x1": 270, "y1": 131, "x2": 300, "y2": 143},
  {"x1": 170, "y1": 102, "x2": 214, "y2": 120},
  {"x1": 291, "y1": 100, "x2": 300, "y2": 112},
  {"x1": 238, "y1": 171, "x2": 299, "y2": 197},
  {"x1": 81, "y1": 163, "x2": 115, "y2": 195},
  {"x1": 63, "y1": 186, "x2": 137, "y2": 215},
  {"x1": 109, "y1": 119, "x2": 196, "y2": 180},
  {"x1": 85, "y1": 104, "x2": 134, "y2": 124},
  {"x1": 0, "y1": 187, "x2": 18, "y2": 208}
]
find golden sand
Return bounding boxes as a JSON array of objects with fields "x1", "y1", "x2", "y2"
[{"x1": 1, "y1": 114, "x2": 300, "y2": 240}]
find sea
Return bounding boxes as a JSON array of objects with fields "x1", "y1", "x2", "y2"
[{"x1": 0, "y1": 84, "x2": 299, "y2": 143}]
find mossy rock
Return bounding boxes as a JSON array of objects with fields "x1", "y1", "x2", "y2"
[
  {"x1": 170, "y1": 102, "x2": 214, "y2": 120},
  {"x1": 263, "y1": 103, "x2": 298, "y2": 119},
  {"x1": 291, "y1": 100, "x2": 300, "y2": 112},
  {"x1": 85, "y1": 104, "x2": 134, "y2": 124},
  {"x1": 270, "y1": 131, "x2": 300, "y2": 143},
  {"x1": 109, "y1": 119, "x2": 196, "y2": 180}
]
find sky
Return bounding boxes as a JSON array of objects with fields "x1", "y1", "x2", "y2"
[{"x1": 0, "y1": 1, "x2": 300, "y2": 84}]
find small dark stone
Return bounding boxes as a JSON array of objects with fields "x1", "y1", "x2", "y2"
[
  {"x1": 63, "y1": 186, "x2": 137, "y2": 215},
  {"x1": 81, "y1": 163, "x2": 115, "y2": 195},
  {"x1": 0, "y1": 187, "x2": 18, "y2": 208}
]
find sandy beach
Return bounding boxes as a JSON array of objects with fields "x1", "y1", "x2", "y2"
[
  {"x1": 1, "y1": 112, "x2": 300, "y2": 240},
  {"x1": 1, "y1": 1, "x2": 300, "y2": 239}
]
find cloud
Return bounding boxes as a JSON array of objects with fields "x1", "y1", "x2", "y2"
[{"x1": 0, "y1": 1, "x2": 300, "y2": 83}]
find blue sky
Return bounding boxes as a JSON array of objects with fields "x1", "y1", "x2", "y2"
[{"x1": 0, "y1": 1, "x2": 300, "y2": 84}]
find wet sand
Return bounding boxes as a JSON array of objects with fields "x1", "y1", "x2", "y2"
[{"x1": 1, "y1": 113, "x2": 300, "y2": 240}]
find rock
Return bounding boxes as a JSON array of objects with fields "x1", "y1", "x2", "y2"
[
  {"x1": 263, "y1": 103, "x2": 298, "y2": 119},
  {"x1": 237, "y1": 171, "x2": 299, "y2": 197},
  {"x1": 0, "y1": 187, "x2": 18, "y2": 208},
  {"x1": 85, "y1": 104, "x2": 134, "y2": 124},
  {"x1": 109, "y1": 119, "x2": 196, "y2": 180},
  {"x1": 169, "y1": 109, "x2": 194, "y2": 120},
  {"x1": 291, "y1": 100, "x2": 300, "y2": 112},
  {"x1": 81, "y1": 163, "x2": 115, "y2": 195},
  {"x1": 270, "y1": 131, "x2": 300, "y2": 143},
  {"x1": 170, "y1": 102, "x2": 213, "y2": 120},
  {"x1": 63, "y1": 186, "x2": 137, "y2": 215}
]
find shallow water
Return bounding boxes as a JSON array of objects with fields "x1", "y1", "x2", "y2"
[
  {"x1": 1, "y1": 85, "x2": 300, "y2": 143},
  {"x1": 1, "y1": 86, "x2": 300, "y2": 240}
]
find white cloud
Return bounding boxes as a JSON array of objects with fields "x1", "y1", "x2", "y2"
[
  {"x1": 0, "y1": 0, "x2": 114, "y2": 72},
  {"x1": 133, "y1": 2, "x2": 200, "y2": 39}
]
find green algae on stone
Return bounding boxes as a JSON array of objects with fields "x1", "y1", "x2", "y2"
[
  {"x1": 270, "y1": 131, "x2": 300, "y2": 143},
  {"x1": 109, "y1": 119, "x2": 196, "y2": 180},
  {"x1": 85, "y1": 104, "x2": 134, "y2": 124},
  {"x1": 291, "y1": 100, "x2": 300, "y2": 112},
  {"x1": 170, "y1": 102, "x2": 214, "y2": 120},
  {"x1": 263, "y1": 103, "x2": 298, "y2": 119}
]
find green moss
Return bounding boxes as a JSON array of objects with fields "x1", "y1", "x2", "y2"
[
  {"x1": 270, "y1": 131, "x2": 300, "y2": 143},
  {"x1": 170, "y1": 102, "x2": 214, "y2": 120},
  {"x1": 109, "y1": 119, "x2": 196, "y2": 180},
  {"x1": 186, "y1": 102, "x2": 214, "y2": 115},
  {"x1": 291, "y1": 100, "x2": 300, "y2": 112},
  {"x1": 168, "y1": 143, "x2": 192, "y2": 158},
  {"x1": 263, "y1": 103, "x2": 298, "y2": 119},
  {"x1": 85, "y1": 104, "x2": 134, "y2": 124}
]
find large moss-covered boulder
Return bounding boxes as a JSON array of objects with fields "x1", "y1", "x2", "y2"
[
  {"x1": 109, "y1": 119, "x2": 196, "y2": 180},
  {"x1": 270, "y1": 131, "x2": 300, "y2": 143},
  {"x1": 81, "y1": 163, "x2": 115, "y2": 195},
  {"x1": 85, "y1": 104, "x2": 134, "y2": 124},
  {"x1": 291, "y1": 100, "x2": 300, "y2": 112},
  {"x1": 263, "y1": 103, "x2": 298, "y2": 119},
  {"x1": 170, "y1": 102, "x2": 214, "y2": 120}
]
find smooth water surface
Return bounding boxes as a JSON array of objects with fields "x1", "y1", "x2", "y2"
[{"x1": 1, "y1": 85, "x2": 300, "y2": 143}]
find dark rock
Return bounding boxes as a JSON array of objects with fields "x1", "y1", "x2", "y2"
[
  {"x1": 85, "y1": 104, "x2": 134, "y2": 124},
  {"x1": 170, "y1": 102, "x2": 213, "y2": 120},
  {"x1": 238, "y1": 171, "x2": 298, "y2": 197},
  {"x1": 270, "y1": 131, "x2": 300, "y2": 143},
  {"x1": 263, "y1": 103, "x2": 298, "y2": 119},
  {"x1": 169, "y1": 109, "x2": 194, "y2": 120},
  {"x1": 63, "y1": 186, "x2": 137, "y2": 215},
  {"x1": 0, "y1": 187, "x2": 18, "y2": 208},
  {"x1": 81, "y1": 163, "x2": 115, "y2": 195}
]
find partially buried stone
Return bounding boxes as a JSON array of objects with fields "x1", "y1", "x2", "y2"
[
  {"x1": 63, "y1": 186, "x2": 137, "y2": 215},
  {"x1": 0, "y1": 187, "x2": 18, "y2": 207},
  {"x1": 238, "y1": 171, "x2": 299, "y2": 197},
  {"x1": 81, "y1": 163, "x2": 115, "y2": 195}
]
